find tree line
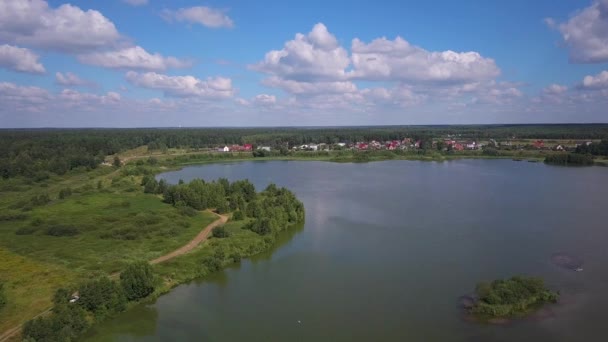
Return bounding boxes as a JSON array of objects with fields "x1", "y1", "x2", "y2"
[{"x1": 2, "y1": 125, "x2": 607, "y2": 179}]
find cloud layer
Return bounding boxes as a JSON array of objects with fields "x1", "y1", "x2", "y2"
[
  {"x1": 125, "y1": 71, "x2": 234, "y2": 98},
  {"x1": 0, "y1": 44, "x2": 45, "y2": 73},
  {"x1": 162, "y1": 6, "x2": 234, "y2": 28},
  {"x1": 549, "y1": 0, "x2": 608, "y2": 63}
]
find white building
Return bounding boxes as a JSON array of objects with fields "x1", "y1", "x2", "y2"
[{"x1": 218, "y1": 146, "x2": 229, "y2": 152}]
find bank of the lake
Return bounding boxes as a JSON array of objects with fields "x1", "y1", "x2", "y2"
[{"x1": 86, "y1": 159, "x2": 608, "y2": 342}]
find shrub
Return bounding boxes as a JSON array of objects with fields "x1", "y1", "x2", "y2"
[
  {"x1": 0, "y1": 211, "x2": 28, "y2": 221},
  {"x1": 78, "y1": 277, "x2": 127, "y2": 316},
  {"x1": 232, "y1": 210, "x2": 244, "y2": 221},
  {"x1": 45, "y1": 225, "x2": 80, "y2": 237},
  {"x1": 15, "y1": 226, "x2": 39, "y2": 235},
  {"x1": 0, "y1": 282, "x2": 6, "y2": 310},
  {"x1": 120, "y1": 261, "x2": 156, "y2": 301},
  {"x1": 58, "y1": 187, "x2": 73, "y2": 199},
  {"x1": 212, "y1": 226, "x2": 230, "y2": 238},
  {"x1": 178, "y1": 205, "x2": 198, "y2": 217}
]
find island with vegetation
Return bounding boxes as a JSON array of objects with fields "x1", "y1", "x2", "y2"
[{"x1": 466, "y1": 276, "x2": 559, "y2": 320}]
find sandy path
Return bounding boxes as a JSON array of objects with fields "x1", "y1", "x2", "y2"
[
  {"x1": 151, "y1": 211, "x2": 228, "y2": 264},
  {"x1": 0, "y1": 211, "x2": 228, "y2": 342}
]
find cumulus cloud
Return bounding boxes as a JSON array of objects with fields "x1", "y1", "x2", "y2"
[
  {"x1": 251, "y1": 23, "x2": 350, "y2": 82},
  {"x1": 0, "y1": 82, "x2": 50, "y2": 112},
  {"x1": 578, "y1": 70, "x2": 608, "y2": 90},
  {"x1": 125, "y1": 71, "x2": 234, "y2": 98},
  {"x1": 543, "y1": 84, "x2": 568, "y2": 94},
  {"x1": 350, "y1": 37, "x2": 500, "y2": 82},
  {"x1": 78, "y1": 46, "x2": 191, "y2": 71},
  {"x1": 55, "y1": 72, "x2": 93, "y2": 87},
  {"x1": 123, "y1": 0, "x2": 149, "y2": 6},
  {"x1": 262, "y1": 77, "x2": 357, "y2": 94},
  {"x1": 254, "y1": 94, "x2": 277, "y2": 105},
  {"x1": 162, "y1": 6, "x2": 234, "y2": 28},
  {"x1": 0, "y1": 44, "x2": 45, "y2": 73},
  {"x1": 548, "y1": 0, "x2": 608, "y2": 63},
  {"x1": 59, "y1": 89, "x2": 121, "y2": 107},
  {"x1": 0, "y1": 0, "x2": 120, "y2": 53}
]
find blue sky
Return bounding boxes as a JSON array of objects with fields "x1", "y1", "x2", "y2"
[{"x1": 0, "y1": 0, "x2": 607, "y2": 127}]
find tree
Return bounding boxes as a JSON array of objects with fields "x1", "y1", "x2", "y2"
[
  {"x1": 232, "y1": 210, "x2": 244, "y2": 221},
  {"x1": 113, "y1": 156, "x2": 122, "y2": 168},
  {"x1": 78, "y1": 277, "x2": 127, "y2": 315},
  {"x1": 120, "y1": 261, "x2": 156, "y2": 301}
]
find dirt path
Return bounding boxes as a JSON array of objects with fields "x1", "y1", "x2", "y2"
[
  {"x1": 0, "y1": 211, "x2": 228, "y2": 342},
  {"x1": 151, "y1": 211, "x2": 228, "y2": 264}
]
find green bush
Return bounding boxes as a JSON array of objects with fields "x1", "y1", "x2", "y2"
[
  {"x1": 78, "y1": 277, "x2": 127, "y2": 316},
  {"x1": 120, "y1": 261, "x2": 156, "y2": 301},
  {"x1": 15, "y1": 226, "x2": 39, "y2": 235},
  {"x1": 232, "y1": 210, "x2": 244, "y2": 221},
  {"x1": 0, "y1": 210, "x2": 28, "y2": 221},
  {"x1": 45, "y1": 225, "x2": 80, "y2": 237},
  {"x1": 212, "y1": 226, "x2": 230, "y2": 238}
]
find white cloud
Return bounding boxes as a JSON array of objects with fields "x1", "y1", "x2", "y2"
[
  {"x1": 350, "y1": 37, "x2": 500, "y2": 82},
  {"x1": 162, "y1": 6, "x2": 234, "y2": 28},
  {"x1": 78, "y1": 46, "x2": 191, "y2": 71},
  {"x1": 262, "y1": 77, "x2": 357, "y2": 94},
  {"x1": 55, "y1": 72, "x2": 92, "y2": 87},
  {"x1": 0, "y1": 44, "x2": 45, "y2": 74},
  {"x1": 0, "y1": 0, "x2": 120, "y2": 53},
  {"x1": 543, "y1": 84, "x2": 568, "y2": 94},
  {"x1": 548, "y1": 0, "x2": 608, "y2": 63},
  {"x1": 123, "y1": 0, "x2": 149, "y2": 6},
  {"x1": 254, "y1": 94, "x2": 277, "y2": 105},
  {"x1": 0, "y1": 82, "x2": 50, "y2": 112},
  {"x1": 579, "y1": 70, "x2": 608, "y2": 90},
  {"x1": 59, "y1": 89, "x2": 121, "y2": 107},
  {"x1": 251, "y1": 23, "x2": 350, "y2": 82},
  {"x1": 125, "y1": 71, "x2": 235, "y2": 98}
]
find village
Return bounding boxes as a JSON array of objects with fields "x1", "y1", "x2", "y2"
[{"x1": 215, "y1": 138, "x2": 595, "y2": 153}]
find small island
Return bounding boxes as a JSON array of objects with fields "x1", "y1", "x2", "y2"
[{"x1": 466, "y1": 276, "x2": 559, "y2": 319}]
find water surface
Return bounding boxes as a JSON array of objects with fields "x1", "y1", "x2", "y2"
[{"x1": 87, "y1": 160, "x2": 608, "y2": 341}]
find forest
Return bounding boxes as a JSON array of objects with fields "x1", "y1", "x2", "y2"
[{"x1": 2, "y1": 124, "x2": 607, "y2": 179}]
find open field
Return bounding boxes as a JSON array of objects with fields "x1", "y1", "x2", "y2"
[{"x1": 0, "y1": 168, "x2": 216, "y2": 334}]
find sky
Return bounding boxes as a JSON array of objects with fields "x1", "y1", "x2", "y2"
[{"x1": 0, "y1": 0, "x2": 608, "y2": 127}]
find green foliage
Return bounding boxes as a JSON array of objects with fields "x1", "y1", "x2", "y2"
[
  {"x1": 212, "y1": 226, "x2": 230, "y2": 238},
  {"x1": 245, "y1": 185, "x2": 305, "y2": 236},
  {"x1": 45, "y1": 225, "x2": 80, "y2": 237},
  {"x1": 482, "y1": 147, "x2": 500, "y2": 156},
  {"x1": 78, "y1": 277, "x2": 127, "y2": 316},
  {"x1": 232, "y1": 210, "x2": 244, "y2": 221},
  {"x1": 113, "y1": 156, "x2": 122, "y2": 168},
  {"x1": 58, "y1": 187, "x2": 73, "y2": 199},
  {"x1": 0, "y1": 282, "x2": 6, "y2": 310},
  {"x1": 545, "y1": 153, "x2": 594, "y2": 165},
  {"x1": 576, "y1": 139, "x2": 608, "y2": 156},
  {"x1": 470, "y1": 276, "x2": 558, "y2": 318},
  {"x1": 0, "y1": 210, "x2": 28, "y2": 221},
  {"x1": 22, "y1": 304, "x2": 89, "y2": 342},
  {"x1": 120, "y1": 261, "x2": 156, "y2": 301}
]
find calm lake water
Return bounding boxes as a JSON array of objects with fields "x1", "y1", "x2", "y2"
[{"x1": 86, "y1": 160, "x2": 608, "y2": 341}]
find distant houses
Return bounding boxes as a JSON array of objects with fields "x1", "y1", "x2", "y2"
[{"x1": 217, "y1": 144, "x2": 254, "y2": 152}]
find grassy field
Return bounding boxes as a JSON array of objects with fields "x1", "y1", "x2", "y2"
[{"x1": 0, "y1": 167, "x2": 215, "y2": 333}]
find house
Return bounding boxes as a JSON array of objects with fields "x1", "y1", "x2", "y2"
[
  {"x1": 465, "y1": 141, "x2": 477, "y2": 150},
  {"x1": 259, "y1": 146, "x2": 271, "y2": 152},
  {"x1": 386, "y1": 141, "x2": 399, "y2": 150},
  {"x1": 357, "y1": 143, "x2": 368, "y2": 150},
  {"x1": 370, "y1": 141, "x2": 381, "y2": 149},
  {"x1": 453, "y1": 143, "x2": 465, "y2": 151},
  {"x1": 243, "y1": 144, "x2": 253, "y2": 151},
  {"x1": 230, "y1": 144, "x2": 242, "y2": 151},
  {"x1": 308, "y1": 144, "x2": 318, "y2": 151},
  {"x1": 533, "y1": 140, "x2": 544, "y2": 149},
  {"x1": 337, "y1": 142, "x2": 346, "y2": 147},
  {"x1": 554, "y1": 144, "x2": 565, "y2": 151},
  {"x1": 414, "y1": 140, "x2": 421, "y2": 149},
  {"x1": 218, "y1": 146, "x2": 230, "y2": 152}
]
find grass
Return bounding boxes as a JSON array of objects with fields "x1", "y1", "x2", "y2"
[
  {"x1": 0, "y1": 248, "x2": 76, "y2": 333},
  {"x1": 0, "y1": 170, "x2": 215, "y2": 332}
]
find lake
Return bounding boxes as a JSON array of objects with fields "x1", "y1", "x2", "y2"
[{"x1": 86, "y1": 160, "x2": 608, "y2": 341}]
